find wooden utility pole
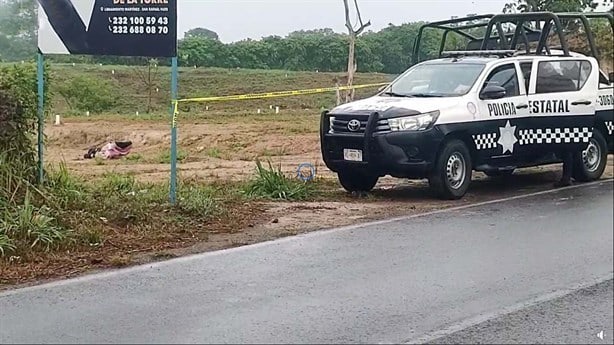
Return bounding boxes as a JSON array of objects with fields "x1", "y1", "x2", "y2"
[{"x1": 343, "y1": 0, "x2": 371, "y2": 102}]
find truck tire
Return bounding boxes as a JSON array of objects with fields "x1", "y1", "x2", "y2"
[
  {"x1": 337, "y1": 171, "x2": 378, "y2": 193},
  {"x1": 429, "y1": 139, "x2": 473, "y2": 200},
  {"x1": 572, "y1": 130, "x2": 608, "y2": 182}
]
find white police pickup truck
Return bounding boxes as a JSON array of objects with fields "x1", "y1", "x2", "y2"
[{"x1": 319, "y1": 50, "x2": 614, "y2": 199}]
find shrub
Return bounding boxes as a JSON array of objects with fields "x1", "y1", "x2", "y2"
[
  {"x1": 56, "y1": 75, "x2": 116, "y2": 113},
  {"x1": 0, "y1": 62, "x2": 49, "y2": 183},
  {"x1": 0, "y1": 63, "x2": 69, "y2": 256}
]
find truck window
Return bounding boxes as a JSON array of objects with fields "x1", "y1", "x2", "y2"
[
  {"x1": 535, "y1": 60, "x2": 592, "y2": 94},
  {"x1": 520, "y1": 62, "x2": 532, "y2": 94},
  {"x1": 481, "y1": 63, "x2": 519, "y2": 98},
  {"x1": 386, "y1": 62, "x2": 485, "y2": 97}
]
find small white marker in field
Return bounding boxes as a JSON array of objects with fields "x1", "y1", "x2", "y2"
[
  {"x1": 54, "y1": 115, "x2": 61, "y2": 125},
  {"x1": 86, "y1": 111, "x2": 90, "y2": 116},
  {"x1": 99, "y1": 63, "x2": 103, "y2": 66},
  {"x1": 156, "y1": 88, "x2": 159, "y2": 92},
  {"x1": 269, "y1": 105, "x2": 273, "y2": 109},
  {"x1": 257, "y1": 109, "x2": 261, "y2": 114},
  {"x1": 275, "y1": 106, "x2": 280, "y2": 114},
  {"x1": 136, "y1": 111, "x2": 139, "y2": 116},
  {"x1": 285, "y1": 73, "x2": 288, "y2": 77},
  {"x1": 72, "y1": 63, "x2": 76, "y2": 66},
  {"x1": 111, "y1": 69, "x2": 115, "y2": 75},
  {"x1": 205, "y1": 105, "x2": 209, "y2": 111}
]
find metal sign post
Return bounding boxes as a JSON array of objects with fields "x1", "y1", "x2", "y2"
[
  {"x1": 36, "y1": 0, "x2": 178, "y2": 202},
  {"x1": 170, "y1": 57, "x2": 178, "y2": 204},
  {"x1": 37, "y1": 52, "x2": 45, "y2": 184}
]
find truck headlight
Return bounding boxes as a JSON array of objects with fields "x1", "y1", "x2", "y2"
[{"x1": 388, "y1": 110, "x2": 440, "y2": 132}]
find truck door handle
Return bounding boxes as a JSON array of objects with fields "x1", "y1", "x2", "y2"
[
  {"x1": 516, "y1": 103, "x2": 528, "y2": 109},
  {"x1": 571, "y1": 100, "x2": 592, "y2": 105}
]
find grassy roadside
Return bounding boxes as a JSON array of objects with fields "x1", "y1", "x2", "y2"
[{"x1": 0, "y1": 159, "x2": 346, "y2": 287}]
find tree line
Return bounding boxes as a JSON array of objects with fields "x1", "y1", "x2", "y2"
[{"x1": 0, "y1": 0, "x2": 612, "y2": 75}]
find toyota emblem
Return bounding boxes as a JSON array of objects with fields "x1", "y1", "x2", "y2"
[{"x1": 347, "y1": 119, "x2": 361, "y2": 132}]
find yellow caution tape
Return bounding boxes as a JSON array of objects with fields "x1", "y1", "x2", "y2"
[
  {"x1": 170, "y1": 82, "x2": 389, "y2": 124},
  {"x1": 176, "y1": 82, "x2": 388, "y2": 104}
]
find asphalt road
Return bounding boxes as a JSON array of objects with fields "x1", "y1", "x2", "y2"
[
  {"x1": 427, "y1": 279, "x2": 613, "y2": 344},
  {"x1": 0, "y1": 180, "x2": 612, "y2": 344}
]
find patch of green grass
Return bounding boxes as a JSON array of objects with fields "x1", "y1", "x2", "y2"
[
  {"x1": 177, "y1": 184, "x2": 219, "y2": 218},
  {"x1": 156, "y1": 149, "x2": 188, "y2": 164},
  {"x1": 205, "y1": 147, "x2": 221, "y2": 159},
  {"x1": 47, "y1": 63, "x2": 393, "y2": 116},
  {"x1": 125, "y1": 153, "x2": 143, "y2": 162},
  {"x1": 259, "y1": 146, "x2": 289, "y2": 157},
  {"x1": 288, "y1": 125, "x2": 316, "y2": 134},
  {"x1": 242, "y1": 160, "x2": 314, "y2": 200}
]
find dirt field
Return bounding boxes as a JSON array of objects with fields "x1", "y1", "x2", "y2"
[{"x1": 47, "y1": 111, "x2": 329, "y2": 182}]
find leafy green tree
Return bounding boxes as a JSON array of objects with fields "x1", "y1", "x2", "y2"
[
  {"x1": 0, "y1": 0, "x2": 37, "y2": 60},
  {"x1": 184, "y1": 28, "x2": 220, "y2": 41}
]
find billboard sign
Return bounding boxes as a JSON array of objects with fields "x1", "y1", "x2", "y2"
[{"x1": 37, "y1": 0, "x2": 177, "y2": 57}]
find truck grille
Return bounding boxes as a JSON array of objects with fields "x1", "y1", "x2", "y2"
[
  {"x1": 327, "y1": 114, "x2": 392, "y2": 135},
  {"x1": 375, "y1": 119, "x2": 391, "y2": 133},
  {"x1": 329, "y1": 115, "x2": 368, "y2": 134}
]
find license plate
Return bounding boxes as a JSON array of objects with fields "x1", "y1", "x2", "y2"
[{"x1": 343, "y1": 149, "x2": 363, "y2": 162}]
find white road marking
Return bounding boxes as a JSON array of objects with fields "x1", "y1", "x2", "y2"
[{"x1": 402, "y1": 274, "x2": 614, "y2": 344}]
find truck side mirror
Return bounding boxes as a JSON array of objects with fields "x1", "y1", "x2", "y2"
[{"x1": 480, "y1": 85, "x2": 506, "y2": 100}]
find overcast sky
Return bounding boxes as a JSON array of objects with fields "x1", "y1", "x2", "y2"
[{"x1": 177, "y1": 0, "x2": 514, "y2": 42}]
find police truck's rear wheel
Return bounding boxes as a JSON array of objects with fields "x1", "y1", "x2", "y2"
[
  {"x1": 572, "y1": 130, "x2": 607, "y2": 182},
  {"x1": 337, "y1": 171, "x2": 379, "y2": 193},
  {"x1": 429, "y1": 139, "x2": 472, "y2": 200}
]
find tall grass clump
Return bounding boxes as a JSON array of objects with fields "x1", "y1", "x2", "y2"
[
  {"x1": 242, "y1": 159, "x2": 313, "y2": 200},
  {"x1": 0, "y1": 62, "x2": 69, "y2": 256}
]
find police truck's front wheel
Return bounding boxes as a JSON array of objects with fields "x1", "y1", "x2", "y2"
[
  {"x1": 572, "y1": 130, "x2": 608, "y2": 182},
  {"x1": 429, "y1": 139, "x2": 472, "y2": 200},
  {"x1": 337, "y1": 171, "x2": 378, "y2": 193}
]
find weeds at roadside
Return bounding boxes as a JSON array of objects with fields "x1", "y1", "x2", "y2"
[
  {"x1": 242, "y1": 159, "x2": 314, "y2": 200},
  {"x1": 0, "y1": 161, "x2": 225, "y2": 259}
]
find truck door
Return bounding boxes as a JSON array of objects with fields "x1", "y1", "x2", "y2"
[
  {"x1": 526, "y1": 58, "x2": 598, "y2": 154},
  {"x1": 475, "y1": 62, "x2": 530, "y2": 161}
]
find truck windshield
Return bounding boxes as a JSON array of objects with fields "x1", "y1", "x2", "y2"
[{"x1": 384, "y1": 63, "x2": 486, "y2": 97}]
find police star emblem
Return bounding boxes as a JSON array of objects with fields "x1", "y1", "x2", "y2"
[{"x1": 498, "y1": 120, "x2": 518, "y2": 154}]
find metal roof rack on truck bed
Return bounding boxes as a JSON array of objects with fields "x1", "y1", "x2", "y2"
[
  {"x1": 411, "y1": 13, "x2": 540, "y2": 64},
  {"x1": 553, "y1": 12, "x2": 613, "y2": 62},
  {"x1": 412, "y1": 11, "x2": 613, "y2": 66},
  {"x1": 440, "y1": 50, "x2": 516, "y2": 59}
]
